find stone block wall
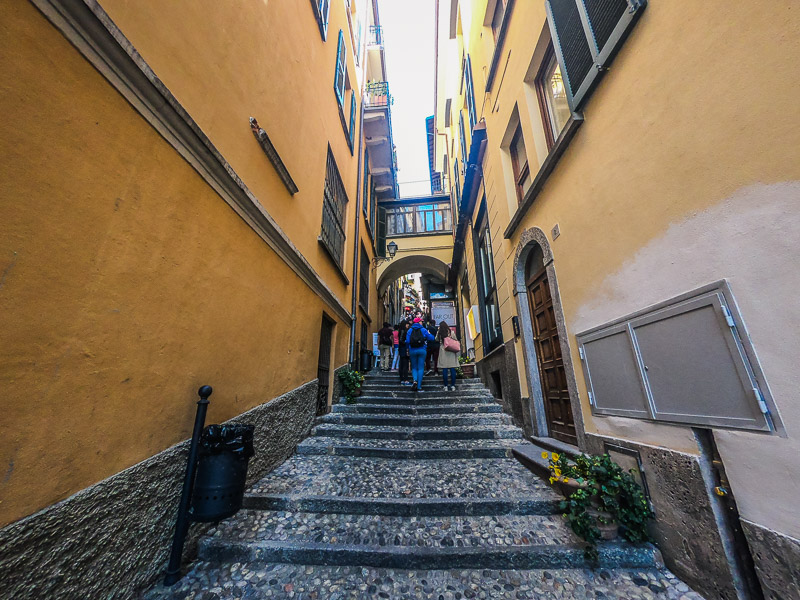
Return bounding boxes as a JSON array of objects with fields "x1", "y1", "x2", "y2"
[
  {"x1": 741, "y1": 519, "x2": 800, "y2": 600},
  {"x1": 0, "y1": 379, "x2": 318, "y2": 600}
]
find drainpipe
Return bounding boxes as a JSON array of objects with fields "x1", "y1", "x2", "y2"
[{"x1": 349, "y1": 81, "x2": 368, "y2": 366}]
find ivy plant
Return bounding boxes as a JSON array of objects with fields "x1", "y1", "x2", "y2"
[
  {"x1": 544, "y1": 451, "x2": 654, "y2": 561},
  {"x1": 337, "y1": 367, "x2": 365, "y2": 403}
]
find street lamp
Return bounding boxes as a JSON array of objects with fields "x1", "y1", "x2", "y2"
[{"x1": 372, "y1": 240, "x2": 398, "y2": 266}]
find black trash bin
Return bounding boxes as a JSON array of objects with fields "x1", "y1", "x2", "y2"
[
  {"x1": 360, "y1": 348, "x2": 373, "y2": 372},
  {"x1": 191, "y1": 423, "x2": 255, "y2": 522}
]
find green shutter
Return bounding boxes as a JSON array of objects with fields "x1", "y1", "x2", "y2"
[
  {"x1": 377, "y1": 205, "x2": 387, "y2": 257},
  {"x1": 349, "y1": 93, "x2": 357, "y2": 152},
  {"x1": 334, "y1": 30, "x2": 345, "y2": 106}
]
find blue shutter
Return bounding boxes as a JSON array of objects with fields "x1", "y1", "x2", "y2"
[
  {"x1": 334, "y1": 30, "x2": 345, "y2": 106},
  {"x1": 349, "y1": 93, "x2": 357, "y2": 152},
  {"x1": 459, "y1": 113, "x2": 467, "y2": 164},
  {"x1": 465, "y1": 55, "x2": 477, "y2": 130},
  {"x1": 319, "y1": 0, "x2": 330, "y2": 40}
]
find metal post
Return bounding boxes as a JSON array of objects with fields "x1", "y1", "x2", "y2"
[{"x1": 163, "y1": 385, "x2": 212, "y2": 586}]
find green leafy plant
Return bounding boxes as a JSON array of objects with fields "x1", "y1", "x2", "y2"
[
  {"x1": 543, "y1": 451, "x2": 654, "y2": 561},
  {"x1": 337, "y1": 367, "x2": 365, "y2": 403}
]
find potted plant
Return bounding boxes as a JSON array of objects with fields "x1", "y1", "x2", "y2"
[
  {"x1": 543, "y1": 451, "x2": 654, "y2": 560},
  {"x1": 458, "y1": 354, "x2": 475, "y2": 379},
  {"x1": 337, "y1": 367, "x2": 365, "y2": 403}
]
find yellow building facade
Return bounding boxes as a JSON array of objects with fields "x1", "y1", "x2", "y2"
[
  {"x1": 435, "y1": 1, "x2": 800, "y2": 597},
  {"x1": 0, "y1": 0, "x2": 396, "y2": 596}
]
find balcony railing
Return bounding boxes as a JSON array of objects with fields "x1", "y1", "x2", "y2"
[
  {"x1": 365, "y1": 81, "x2": 391, "y2": 108},
  {"x1": 368, "y1": 25, "x2": 383, "y2": 46}
]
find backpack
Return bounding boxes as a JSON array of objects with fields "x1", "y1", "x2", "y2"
[{"x1": 409, "y1": 326, "x2": 426, "y2": 348}]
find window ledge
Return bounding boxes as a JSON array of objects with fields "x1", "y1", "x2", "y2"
[
  {"x1": 388, "y1": 229, "x2": 453, "y2": 239},
  {"x1": 317, "y1": 237, "x2": 350, "y2": 284},
  {"x1": 503, "y1": 114, "x2": 584, "y2": 239}
]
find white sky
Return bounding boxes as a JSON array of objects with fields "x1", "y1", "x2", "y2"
[{"x1": 378, "y1": 0, "x2": 436, "y2": 198}]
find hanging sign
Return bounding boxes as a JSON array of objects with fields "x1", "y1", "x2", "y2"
[{"x1": 431, "y1": 301, "x2": 457, "y2": 327}]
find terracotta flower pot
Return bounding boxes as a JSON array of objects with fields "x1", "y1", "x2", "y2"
[
  {"x1": 554, "y1": 478, "x2": 583, "y2": 498},
  {"x1": 588, "y1": 508, "x2": 619, "y2": 541},
  {"x1": 460, "y1": 363, "x2": 475, "y2": 378}
]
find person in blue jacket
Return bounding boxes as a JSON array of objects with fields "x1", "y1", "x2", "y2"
[{"x1": 406, "y1": 317, "x2": 435, "y2": 391}]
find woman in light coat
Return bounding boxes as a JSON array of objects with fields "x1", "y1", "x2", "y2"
[{"x1": 436, "y1": 321, "x2": 460, "y2": 391}]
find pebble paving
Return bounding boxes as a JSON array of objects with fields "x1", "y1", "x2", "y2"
[
  {"x1": 144, "y1": 372, "x2": 705, "y2": 599},
  {"x1": 247, "y1": 456, "x2": 554, "y2": 499}
]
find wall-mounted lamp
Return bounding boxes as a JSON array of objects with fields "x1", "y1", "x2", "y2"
[{"x1": 372, "y1": 240, "x2": 398, "y2": 266}]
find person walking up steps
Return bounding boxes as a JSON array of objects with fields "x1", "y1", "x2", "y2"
[
  {"x1": 436, "y1": 321, "x2": 460, "y2": 391},
  {"x1": 391, "y1": 324, "x2": 400, "y2": 371},
  {"x1": 377, "y1": 322, "x2": 394, "y2": 371},
  {"x1": 406, "y1": 317, "x2": 435, "y2": 391},
  {"x1": 425, "y1": 318, "x2": 440, "y2": 376},
  {"x1": 398, "y1": 321, "x2": 412, "y2": 386}
]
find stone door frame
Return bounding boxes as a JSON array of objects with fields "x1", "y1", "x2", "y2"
[{"x1": 512, "y1": 227, "x2": 586, "y2": 449}]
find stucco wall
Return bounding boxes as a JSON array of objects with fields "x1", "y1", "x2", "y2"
[{"x1": 0, "y1": 1, "x2": 350, "y2": 527}]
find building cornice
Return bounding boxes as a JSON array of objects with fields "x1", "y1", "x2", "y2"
[{"x1": 30, "y1": 0, "x2": 352, "y2": 324}]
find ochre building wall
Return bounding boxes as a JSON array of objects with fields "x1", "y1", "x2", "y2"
[{"x1": 0, "y1": 1, "x2": 350, "y2": 528}]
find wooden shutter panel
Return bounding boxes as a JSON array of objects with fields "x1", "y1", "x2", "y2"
[
  {"x1": 546, "y1": 0, "x2": 646, "y2": 111},
  {"x1": 334, "y1": 30, "x2": 345, "y2": 106},
  {"x1": 545, "y1": 0, "x2": 598, "y2": 111},
  {"x1": 376, "y1": 206, "x2": 387, "y2": 257},
  {"x1": 581, "y1": 0, "x2": 646, "y2": 66}
]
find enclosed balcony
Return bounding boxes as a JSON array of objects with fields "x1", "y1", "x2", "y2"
[{"x1": 364, "y1": 81, "x2": 397, "y2": 200}]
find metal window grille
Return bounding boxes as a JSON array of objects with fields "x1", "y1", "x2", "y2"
[{"x1": 320, "y1": 148, "x2": 347, "y2": 266}]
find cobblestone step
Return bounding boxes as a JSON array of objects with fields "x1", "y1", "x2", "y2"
[
  {"x1": 311, "y1": 423, "x2": 524, "y2": 440},
  {"x1": 204, "y1": 511, "x2": 578, "y2": 547},
  {"x1": 319, "y1": 413, "x2": 513, "y2": 427},
  {"x1": 147, "y1": 563, "x2": 702, "y2": 600},
  {"x1": 297, "y1": 437, "x2": 533, "y2": 459},
  {"x1": 199, "y1": 538, "x2": 661, "y2": 570},
  {"x1": 359, "y1": 382, "x2": 486, "y2": 391},
  {"x1": 341, "y1": 394, "x2": 496, "y2": 406},
  {"x1": 246, "y1": 456, "x2": 558, "y2": 501},
  {"x1": 356, "y1": 390, "x2": 493, "y2": 400},
  {"x1": 331, "y1": 403, "x2": 502, "y2": 415},
  {"x1": 242, "y1": 495, "x2": 561, "y2": 517}
]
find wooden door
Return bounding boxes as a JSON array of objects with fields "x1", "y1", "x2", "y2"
[
  {"x1": 527, "y1": 268, "x2": 576, "y2": 445},
  {"x1": 316, "y1": 316, "x2": 335, "y2": 416}
]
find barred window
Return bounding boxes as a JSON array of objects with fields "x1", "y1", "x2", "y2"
[
  {"x1": 386, "y1": 202, "x2": 452, "y2": 236},
  {"x1": 319, "y1": 147, "x2": 348, "y2": 266}
]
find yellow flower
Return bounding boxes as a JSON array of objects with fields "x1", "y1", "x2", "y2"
[
  {"x1": 554, "y1": 468, "x2": 562, "y2": 477},
  {"x1": 563, "y1": 477, "x2": 570, "y2": 483},
  {"x1": 549, "y1": 477, "x2": 556, "y2": 485},
  {"x1": 541, "y1": 451, "x2": 549, "y2": 459},
  {"x1": 552, "y1": 452, "x2": 560, "y2": 462}
]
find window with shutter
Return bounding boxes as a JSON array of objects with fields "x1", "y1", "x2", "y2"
[
  {"x1": 334, "y1": 30, "x2": 346, "y2": 107},
  {"x1": 319, "y1": 147, "x2": 348, "y2": 267},
  {"x1": 311, "y1": 0, "x2": 331, "y2": 40},
  {"x1": 459, "y1": 113, "x2": 468, "y2": 165},
  {"x1": 376, "y1": 205, "x2": 387, "y2": 256},
  {"x1": 465, "y1": 55, "x2": 477, "y2": 130},
  {"x1": 545, "y1": 0, "x2": 646, "y2": 111}
]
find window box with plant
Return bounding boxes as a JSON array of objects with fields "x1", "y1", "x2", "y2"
[
  {"x1": 543, "y1": 451, "x2": 654, "y2": 561},
  {"x1": 458, "y1": 354, "x2": 475, "y2": 379}
]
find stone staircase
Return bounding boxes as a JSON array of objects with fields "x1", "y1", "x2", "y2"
[{"x1": 146, "y1": 372, "x2": 703, "y2": 599}]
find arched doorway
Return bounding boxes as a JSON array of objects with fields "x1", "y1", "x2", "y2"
[{"x1": 513, "y1": 227, "x2": 584, "y2": 447}]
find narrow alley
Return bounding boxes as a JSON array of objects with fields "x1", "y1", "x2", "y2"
[{"x1": 1, "y1": 0, "x2": 798, "y2": 599}]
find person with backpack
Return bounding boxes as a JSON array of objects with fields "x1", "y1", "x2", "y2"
[
  {"x1": 398, "y1": 321, "x2": 412, "y2": 386},
  {"x1": 377, "y1": 322, "x2": 394, "y2": 371},
  {"x1": 406, "y1": 317, "x2": 435, "y2": 391},
  {"x1": 424, "y1": 318, "x2": 440, "y2": 376},
  {"x1": 436, "y1": 321, "x2": 461, "y2": 391}
]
